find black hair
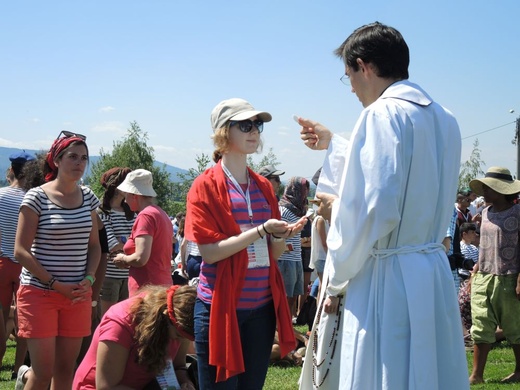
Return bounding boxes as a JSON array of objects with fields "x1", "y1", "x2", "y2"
[{"x1": 334, "y1": 21, "x2": 409, "y2": 80}]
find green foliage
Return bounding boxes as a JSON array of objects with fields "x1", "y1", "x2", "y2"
[
  {"x1": 459, "y1": 139, "x2": 485, "y2": 191},
  {"x1": 174, "y1": 153, "x2": 212, "y2": 203},
  {"x1": 85, "y1": 121, "x2": 175, "y2": 214},
  {"x1": 247, "y1": 147, "x2": 280, "y2": 172}
]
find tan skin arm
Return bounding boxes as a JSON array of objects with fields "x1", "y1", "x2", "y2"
[
  {"x1": 198, "y1": 217, "x2": 308, "y2": 264},
  {"x1": 96, "y1": 341, "x2": 135, "y2": 390},
  {"x1": 173, "y1": 338, "x2": 196, "y2": 389},
  {"x1": 113, "y1": 235, "x2": 152, "y2": 269},
  {"x1": 316, "y1": 217, "x2": 328, "y2": 253}
]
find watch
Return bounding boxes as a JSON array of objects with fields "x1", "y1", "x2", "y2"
[{"x1": 91, "y1": 300, "x2": 98, "y2": 307}]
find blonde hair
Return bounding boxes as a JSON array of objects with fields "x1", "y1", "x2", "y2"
[
  {"x1": 131, "y1": 285, "x2": 196, "y2": 373},
  {"x1": 211, "y1": 122, "x2": 263, "y2": 163}
]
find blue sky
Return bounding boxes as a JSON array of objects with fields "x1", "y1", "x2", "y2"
[{"x1": 1, "y1": 1, "x2": 519, "y2": 182}]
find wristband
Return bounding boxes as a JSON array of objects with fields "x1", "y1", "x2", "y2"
[
  {"x1": 85, "y1": 274, "x2": 96, "y2": 286},
  {"x1": 271, "y1": 235, "x2": 285, "y2": 242}
]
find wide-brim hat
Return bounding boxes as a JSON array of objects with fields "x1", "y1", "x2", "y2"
[
  {"x1": 117, "y1": 169, "x2": 157, "y2": 197},
  {"x1": 469, "y1": 166, "x2": 520, "y2": 196},
  {"x1": 210, "y1": 98, "x2": 272, "y2": 131}
]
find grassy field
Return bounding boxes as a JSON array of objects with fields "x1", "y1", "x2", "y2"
[{"x1": 3, "y1": 339, "x2": 520, "y2": 389}]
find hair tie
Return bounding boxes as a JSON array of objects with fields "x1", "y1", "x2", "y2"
[{"x1": 166, "y1": 285, "x2": 194, "y2": 341}]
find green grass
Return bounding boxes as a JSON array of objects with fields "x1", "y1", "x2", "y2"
[{"x1": 3, "y1": 338, "x2": 520, "y2": 389}]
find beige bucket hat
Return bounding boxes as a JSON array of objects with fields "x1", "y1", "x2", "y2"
[{"x1": 117, "y1": 169, "x2": 157, "y2": 197}]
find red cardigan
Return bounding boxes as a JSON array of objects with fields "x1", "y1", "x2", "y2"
[{"x1": 185, "y1": 161, "x2": 295, "y2": 382}]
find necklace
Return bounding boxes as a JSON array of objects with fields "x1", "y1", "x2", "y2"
[{"x1": 311, "y1": 294, "x2": 343, "y2": 388}]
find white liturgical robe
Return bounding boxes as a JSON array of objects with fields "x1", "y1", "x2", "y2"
[{"x1": 300, "y1": 80, "x2": 470, "y2": 390}]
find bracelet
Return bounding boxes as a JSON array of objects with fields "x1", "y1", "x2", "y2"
[
  {"x1": 256, "y1": 225, "x2": 264, "y2": 239},
  {"x1": 85, "y1": 274, "x2": 96, "y2": 286},
  {"x1": 271, "y1": 234, "x2": 285, "y2": 242},
  {"x1": 262, "y1": 223, "x2": 270, "y2": 234},
  {"x1": 47, "y1": 276, "x2": 57, "y2": 289}
]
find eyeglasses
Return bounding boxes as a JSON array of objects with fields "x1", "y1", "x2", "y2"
[
  {"x1": 229, "y1": 119, "x2": 264, "y2": 133},
  {"x1": 268, "y1": 176, "x2": 281, "y2": 183},
  {"x1": 339, "y1": 73, "x2": 350, "y2": 85},
  {"x1": 340, "y1": 74, "x2": 350, "y2": 85},
  {"x1": 57, "y1": 130, "x2": 87, "y2": 141}
]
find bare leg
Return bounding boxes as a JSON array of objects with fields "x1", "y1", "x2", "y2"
[
  {"x1": 50, "y1": 336, "x2": 83, "y2": 390},
  {"x1": 469, "y1": 343, "x2": 492, "y2": 384},
  {"x1": 13, "y1": 305, "x2": 28, "y2": 374},
  {"x1": 24, "y1": 337, "x2": 55, "y2": 390},
  {"x1": 502, "y1": 344, "x2": 520, "y2": 383}
]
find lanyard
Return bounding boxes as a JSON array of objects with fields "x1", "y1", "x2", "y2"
[{"x1": 222, "y1": 163, "x2": 253, "y2": 224}]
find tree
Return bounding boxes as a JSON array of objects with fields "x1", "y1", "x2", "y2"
[
  {"x1": 459, "y1": 139, "x2": 485, "y2": 190},
  {"x1": 246, "y1": 147, "x2": 280, "y2": 172},
  {"x1": 86, "y1": 121, "x2": 175, "y2": 213},
  {"x1": 175, "y1": 153, "x2": 212, "y2": 203}
]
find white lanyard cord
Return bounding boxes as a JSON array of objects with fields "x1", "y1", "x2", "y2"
[{"x1": 221, "y1": 163, "x2": 253, "y2": 224}]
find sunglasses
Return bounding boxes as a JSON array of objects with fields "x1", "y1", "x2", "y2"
[
  {"x1": 57, "y1": 130, "x2": 87, "y2": 141},
  {"x1": 268, "y1": 176, "x2": 281, "y2": 183},
  {"x1": 229, "y1": 119, "x2": 264, "y2": 133}
]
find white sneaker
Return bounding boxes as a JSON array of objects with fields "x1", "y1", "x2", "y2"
[{"x1": 15, "y1": 365, "x2": 30, "y2": 390}]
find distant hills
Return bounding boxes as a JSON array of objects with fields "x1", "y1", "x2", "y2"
[{"x1": 0, "y1": 146, "x2": 187, "y2": 183}]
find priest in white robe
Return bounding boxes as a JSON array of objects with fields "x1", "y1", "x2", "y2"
[{"x1": 297, "y1": 22, "x2": 469, "y2": 390}]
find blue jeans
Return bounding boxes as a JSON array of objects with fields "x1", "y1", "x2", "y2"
[{"x1": 194, "y1": 298, "x2": 276, "y2": 389}]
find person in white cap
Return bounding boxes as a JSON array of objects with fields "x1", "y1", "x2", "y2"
[
  {"x1": 185, "y1": 98, "x2": 307, "y2": 388},
  {"x1": 112, "y1": 169, "x2": 173, "y2": 296},
  {"x1": 468, "y1": 166, "x2": 520, "y2": 384}
]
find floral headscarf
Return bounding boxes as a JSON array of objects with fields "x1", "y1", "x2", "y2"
[{"x1": 279, "y1": 176, "x2": 310, "y2": 217}]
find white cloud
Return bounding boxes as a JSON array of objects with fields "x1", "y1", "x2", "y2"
[
  {"x1": 99, "y1": 106, "x2": 115, "y2": 113},
  {"x1": 90, "y1": 121, "x2": 126, "y2": 134}
]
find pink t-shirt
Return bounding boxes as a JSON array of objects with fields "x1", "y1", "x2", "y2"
[
  {"x1": 124, "y1": 204, "x2": 173, "y2": 296},
  {"x1": 73, "y1": 297, "x2": 180, "y2": 389}
]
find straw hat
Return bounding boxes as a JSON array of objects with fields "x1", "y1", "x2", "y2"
[
  {"x1": 117, "y1": 169, "x2": 157, "y2": 197},
  {"x1": 469, "y1": 166, "x2": 520, "y2": 196}
]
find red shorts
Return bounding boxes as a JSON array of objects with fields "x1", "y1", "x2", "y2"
[
  {"x1": 0, "y1": 257, "x2": 21, "y2": 309},
  {"x1": 17, "y1": 285, "x2": 92, "y2": 338}
]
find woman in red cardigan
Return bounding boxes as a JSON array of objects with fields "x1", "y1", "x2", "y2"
[{"x1": 186, "y1": 98, "x2": 307, "y2": 389}]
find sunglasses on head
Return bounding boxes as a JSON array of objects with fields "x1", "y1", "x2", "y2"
[
  {"x1": 229, "y1": 119, "x2": 264, "y2": 133},
  {"x1": 57, "y1": 130, "x2": 87, "y2": 141}
]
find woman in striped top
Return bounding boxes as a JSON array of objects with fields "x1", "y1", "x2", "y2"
[
  {"x1": 14, "y1": 131, "x2": 101, "y2": 390},
  {"x1": 186, "y1": 98, "x2": 307, "y2": 389},
  {"x1": 98, "y1": 167, "x2": 135, "y2": 316}
]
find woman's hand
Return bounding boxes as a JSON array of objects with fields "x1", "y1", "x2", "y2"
[
  {"x1": 264, "y1": 217, "x2": 308, "y2": 239},
  {"x1": 323, "y1": 295, "x2": 339, "y2": 314},
  {"x1": 112, "y1": 253, "x2": 130, "y2": 269},
  {"x1": 53, "y1": 281, "x2": 90, "y2": 303}
]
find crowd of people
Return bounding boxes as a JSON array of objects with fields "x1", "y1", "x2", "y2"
[{"x1": 1, "y1": 21, "x2": 520, "y2": 390}]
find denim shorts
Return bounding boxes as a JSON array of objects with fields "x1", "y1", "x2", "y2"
[{"x1": 278, "y1": 260, "x2": 304, "y2": 297}]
